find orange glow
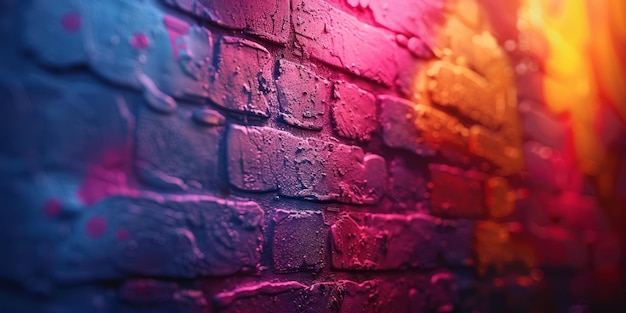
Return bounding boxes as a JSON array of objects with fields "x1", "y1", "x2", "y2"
[{"x1": 520, "y1": 0, "x2": 626, "y2": 189}]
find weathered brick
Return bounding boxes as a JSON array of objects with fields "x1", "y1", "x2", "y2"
[
  {"x1": 162, "y1": 0, "x2": 290, "y2": 44},
  {"x1": 215, "y1": 280, "x2": 372, "y2": 313},
  {"x1": 426, "y1": 61, "x2": 503, "y2": 129},
  {"x1": 485, "y1": 177, "x2": 514, "y2": 219},
  {"x1": 272, "y1": 210, "x2": 326, "y2": 273},
  {"x1": 469, "y1": 125, "x2": 524, "y2": 175},
  {"x1": 55, "y1": 196, "x2": 264, "y2": 281},
  {"x1": 346, "y1": 0, "x2": 445, "y2": 42},
  {"x1": 379, "y1": 95, "x2": 469, "y2": 156},
  {"x1": 386, "y1": 157, "x2": 429, "y2": 211},
  {"x1": 136, "y1": 106, "x2": 223, "y2": 191},
  {"x1": 331, "y1": 81, "x2": 377, "y2": 141},
  {"x1": 331, "y1": 213, "x2": 437, "y2": 270},
  {"x1": 429, "y1": 164, "x2": 486, "y2": 219},
  {"x1": 209, "y1": 37, "x2": 272, "y2": 117},
  {"x1": 474, "y1": 221, "x2": 535, "y2": 274},
  {"x1": 227, "y1": 125, "x2": 386, "y2": 204},
  {"x1": 275, "y1": 60, "x2": 330, "y2": 130},
  {"x1": 292, "y1": 0, "x2": 399, "y2": 86}
]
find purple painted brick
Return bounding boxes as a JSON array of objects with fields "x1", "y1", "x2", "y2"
[
  {"x1": 227, "y1": 124, "x2": 387, "y2": 204},
  {"x1": 272, "y1": 209, "x2": 326, "y2": 273}
]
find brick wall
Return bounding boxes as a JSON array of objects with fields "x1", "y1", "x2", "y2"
[{"x1": 0, "y1": 0, "x2": 624, "y2": 312}]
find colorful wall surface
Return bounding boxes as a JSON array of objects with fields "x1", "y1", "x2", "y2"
[{"x1": 0, "y1": 0, "x2": 624, "y2": 312}]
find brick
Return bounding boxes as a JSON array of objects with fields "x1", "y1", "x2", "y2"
[
  {"x1": 272, "y1": 210, "x2": 326, "y2": 273},
  {"x1": 209, "y1": 37, "x2": 272, "y2": 117},
  {"x1": 292, "y1": 0, "x2": 399, "y2": 86},
  {"x1": 275, "y1": 60, "x2": 330, "y2": 130},
  {"x1": 162, "y1": 0, "x2": 290, "y2": 44},
  {"x1": 331, "y1": 81, "x2": 377, "y2": 141},
  {"x1": 469, "y1": 125, "x2": 524, "y2": 175},
  {"x1": 215, "y1": 280, "x2": 372, "y2": 313},
  {"x1": 428, "y1": 272, "x2": 458, "y2": 313},
  {"x1": 485, "y1": 177, "x2": 514, "y2": 219},
  {"x1": 379, "y1": 95, "x2": 431, "y2": 155},
  {"x1": 474, "y1": 221, "x2": 535, "y2": 274},
  {"x1": 331, "y1": 213, "x2": 437, "y2": 270},
  {"x1": 436, "y1": 219, "x2": 475, "y2": 267},
  {"x1": 54, "y1": 196, "x2": 264, "y2": 281},
  {"x1": 136, "y1": 106, "x2": 223, "y2": 191},
  {"x1": 386, "y1": 157, "x2": 429, "y2": 211},
  {"x1": 379, "y1": 95, "x2": 469, "y2": 156},
  {"x1": 426, "y1": 61, "x2": 503, "y2": 129},
  {"x1": 346, "y1": 0, "x2": 445, "y2": 42},
  {"x1": 429, "y1": 164, "x2": 486, "y2": 219},
  {"x1": 414, "y1": 103, "x2": 470, "y2": 154},
  {"x1": 227, "y1": 125, "x2": 386, "y2": 204}
]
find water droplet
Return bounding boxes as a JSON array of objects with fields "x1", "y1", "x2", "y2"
[{"x1": 86, "y1": 216, "x2": 107, "y2": 238}]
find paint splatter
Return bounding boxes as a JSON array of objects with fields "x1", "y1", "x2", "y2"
[
  {"x1": 43, "y1": 198, "x2": 62, "y2": 217},
  {"x1": 61, "y1": 11, "x2": 81, "y2": 32},
  {"x1": 86, "y1": 216, "x2": 107, "y2": 238},
  {"x1": 131, "y1": 32, "x2": 151, "y2": 49},
  {"x1": 117, "y1": 228, "x2": 129, "y2": 241}
]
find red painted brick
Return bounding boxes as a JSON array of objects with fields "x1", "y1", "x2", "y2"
[
  {"x1": 429, "y1": 164, "x2": 486, "y2": 219},
  {"x1": 275, "y1": 60, "x2": 330, "y2": 130},
  {"x1": 331, "y1": 213, "x2": 437, "y2": 270},
  {"x1": 331, "y1": 81, "x2": 377, "y2": 141},
  {"x1": 292, "y1": 0, "x2": 400, "y2": 86},
  {"x1": 162, "y1": 0, "x2": 290, "y2": 44},
  {"x1": 215, "y1": 280, "x2": 372, "y2": 313},
  {"x1": 209, "y1": 37, "x2": 272, "y2": 117}
]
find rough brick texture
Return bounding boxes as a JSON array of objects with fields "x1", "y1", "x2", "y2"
[
  {"x1": 227, "y1": 124, "x2": 386, "y2": 204},
  {"x1": 2, "y1": 0, "x2": 624, "y2": 312}
]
